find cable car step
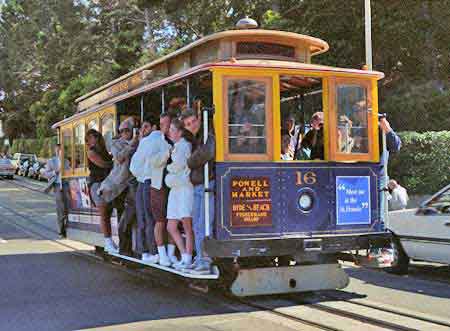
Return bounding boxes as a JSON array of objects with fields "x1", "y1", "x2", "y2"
[
  {"x1": 230, "y1": 263, "x2": 349, "y2": 297},
  {"x1": 107, "y1": 252, "x2": 220, "y2": 280}
]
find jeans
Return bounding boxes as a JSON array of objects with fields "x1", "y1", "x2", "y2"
[
  {"x1": 136, "y1": 180, "x2": 156, "y2": 254},
  {"x1": 377, "y1": 174, "x2": 389, "y2": 232},
  {"x1": 193, "y1": 180, "x2": 215, "y2": 262},
  {"x1": 118, "y1": 181, "x2": 137, "y2": 255}
]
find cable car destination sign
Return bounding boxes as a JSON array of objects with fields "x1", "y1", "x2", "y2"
[{"x1": 230, "y1": 177, "x2": 272, "y2": 227}]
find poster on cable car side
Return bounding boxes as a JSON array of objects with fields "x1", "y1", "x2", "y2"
[
  {"x1": 336, "y1": 176, "x2": 371, "y2": 225},
  {"x1": 230, "y1": 176, "x2": 272, "y2": 227}
]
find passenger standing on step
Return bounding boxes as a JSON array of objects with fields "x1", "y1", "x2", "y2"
[
  {"x1": 182, "y1": 110, "x2": 216, "y2": 274},
  {"x1": 165, "y1": 119, "x2": 195, "y2": 271},
  {"x1": 118, "y1": 119, "x2": 155, "y2": 256},
  {"x1": 130, "y1": 120, "x2": 163, "y2": 263},
  {"x1": 85, "y1": 129, "x2": 114, "y2": 252},
  {"x1": 147, "y1": 113, "x2": 178, "y2": 266},
  {"x1": 98, "y1": 117, "x2": 139, "y2": 256}
]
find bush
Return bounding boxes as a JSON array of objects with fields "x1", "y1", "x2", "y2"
[
  {"x1": 389, "y1": 131, "x2": 450, "y2": 195},
  {"x1": 10, "y1": 137, "x2": 57, "y2": 159}
]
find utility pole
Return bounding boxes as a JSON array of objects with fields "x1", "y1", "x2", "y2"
[
  {"x1": 365, "y1": 0, "x2": 389, "y2": 230},
  {"x1": 364, "y1": 0, "x2": 372, "y2": 70}
]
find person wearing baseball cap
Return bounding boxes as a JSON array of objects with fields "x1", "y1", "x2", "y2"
[{"x1": 99, "y1": 117, "x2": 139, "y2": 253}]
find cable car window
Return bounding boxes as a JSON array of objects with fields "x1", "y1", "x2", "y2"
[
  {"x1": 87, "y1": 119, "x2": 98, "y2": 130},
  {"x1": 62, "y1": 128, "x2": 73, "y2": 174},
  {"x1": 164, "y1": 80, "x2": 187, "y2": 118},
  {"x1": 190, "y1": 72, "x2": 212, "y2": 118},
  {"x1": 227, "y1": 79, "x2": 267, "y2": 154},
  {"x1": 101, "y1": 114, "x2": 114, "y2": 153},
  {"x1": 73, "y1": 124, "x2": 85, "y2": 169},
  {"x1": 336, "y1": 85, "x2": 369, "y2": 154},
  {"x1": 279, "y1": 75, "x2": 323, "y2": 160}
]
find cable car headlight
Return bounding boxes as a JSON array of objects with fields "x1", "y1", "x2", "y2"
[{"x1": 298, "y1": 190, "x2": 314, "y2": 213}]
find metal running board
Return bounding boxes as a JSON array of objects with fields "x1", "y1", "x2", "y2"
[
  {"x1": 231, "y1": 263, "x2": 349, "y2": 297},
  {"x1": 107, "y1": 252, "x2": 220, "y2": 280}
]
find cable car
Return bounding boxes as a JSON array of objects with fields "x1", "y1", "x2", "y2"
[{"x1": 52, "y1": 19, "x2": 390, "y2": 296}]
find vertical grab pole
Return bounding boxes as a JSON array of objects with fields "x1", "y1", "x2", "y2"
[
  {"x1": 382, "y1": 129, "x2": 389, "y2": 229},
  {"x1": 203, "y1": 107, "x2": 210, "y2": 237},
  {"x1": 187, "y1": 79, "x2": 190, "y2": 110},
  {"x1": 366, "y1": 0, "x2": 388, "y2": 229},
  {"x1": 140, "y1": 95, "x2": 144, "y2": 123},
  {"x1": 161, "y1": 88, "x2": 165, "y2": 114}
]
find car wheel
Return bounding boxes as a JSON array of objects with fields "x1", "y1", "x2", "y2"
[
  {"x1": 388, "y1": 236, "x2": 410, "y2": 275},
  {"x1": 8, "y1": 175, "x2": 14, "y2": 180}
]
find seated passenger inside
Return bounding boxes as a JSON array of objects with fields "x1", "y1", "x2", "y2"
[
  {"x1": 337, "y1": 115, "x2": 354, "y2": 153},
  {"x1": 229, "y1": 93, "x2": 264, "y2": 154},
  {"x1": 301, "y1": 111, "x2": 324, "y2": 160},
  {"x1": 281, "y1": 134, "x2": 293, "y2": 160},
  {"x1": 350, "y1": 100, "x2": 369, "y2": 153},
  {"x1": 281, "y1": 113, "x2": 303, "y2": 160}
]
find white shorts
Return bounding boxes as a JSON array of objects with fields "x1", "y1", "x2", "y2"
[{"x1": 167, "y1": 185, "x2": 194, "y2": 220}]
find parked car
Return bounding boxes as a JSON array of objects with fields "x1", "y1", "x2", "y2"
[
  {"x1": 0, "y1": 158, "x2": 15, "y2": 179},
  {"x1": 388, "y1": 184, "x2": 450, "y2": 274},
  {"x1": 11, "y1": 153, "x2": 38, "y2": 174}
]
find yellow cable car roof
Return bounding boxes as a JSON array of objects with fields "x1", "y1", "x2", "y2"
[{"x1": 75, "y1": 29, "x2": 329, "y2": 105}]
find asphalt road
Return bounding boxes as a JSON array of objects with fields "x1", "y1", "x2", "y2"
[{"x1": 0, "y1": 176, "x2": 449, "y2": 331}]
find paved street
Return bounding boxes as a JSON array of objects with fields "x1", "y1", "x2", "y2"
[{"x1": 0, "y1": 177, "x2": 449, "y2": 331}]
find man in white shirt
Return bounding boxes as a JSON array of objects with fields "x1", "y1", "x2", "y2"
[
  {"x1": 130, "y1": 123, "x2": 159, "y2": 262},
  {"x1": 43, "y1": 144, "x2": 68, "y2": 238},
  {"x1": 388, "y1": 179, "x2": 409, "y2": 210},
  {"x1": 130, "y1": 114, "x2": 173, "y2": 265}
]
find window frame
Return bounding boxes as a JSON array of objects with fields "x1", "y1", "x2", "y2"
[
  {"x1": 61, "y1": 126, "x2": 74, "y2": 177},
  {"x1": 72, "y1": 122, "x2": 86, "y2": 174},
  {"x1": 100, "y1": 112, "x2": 115, "y2": 154},
  {"x1": 222, "y1": 75, "x2": 274, "y2": 162},
  {"x1": 328, "y1": 77, "x2": 379, "y2": 162}
]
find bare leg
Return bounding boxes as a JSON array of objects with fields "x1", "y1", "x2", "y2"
[
  {"x1": 99, "y1": 204, "x2": 112, "y2": 237},
  {"x1": 167, "y1": 220, "x2": 185, "y2": 254},
  {"x1": 154, "y1": 222, "x2": 165, "y2": 246},
  {"x1": 182, "y1": 217, "x2": 193, "y2": 255}
]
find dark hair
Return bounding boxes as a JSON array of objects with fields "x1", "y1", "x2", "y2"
[
  {"x1": 171, "y1": 118, "x2": 184, "y2": 131},
  {"x1": 160, "y1": 112, "x2": 171, "y2": 120},
  {"x1": 55, "y1": 143, "x2": 61, "y2": 148},
  {"x1": 85, "y1": 129, "x2": 111, "y2": 161},
  {"x1": 180, "y1": 110, "x2": 197, "y2": 121}
]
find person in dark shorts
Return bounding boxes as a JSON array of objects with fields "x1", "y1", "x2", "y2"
[{"x1": 85, "y1": 129, "x2": 115, "y2": 252}]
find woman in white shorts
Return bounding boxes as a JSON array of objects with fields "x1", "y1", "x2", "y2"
[{"x1": 165, "y1": 119, "x2": 194, "y2": 270}]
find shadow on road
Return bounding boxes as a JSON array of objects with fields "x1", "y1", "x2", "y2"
[
  {"x1": 0, "y1": 250, "x2": 249, "y2": 331},
  {"x1": 344, "y1": 266, "x2": 450, "y2": 299}
]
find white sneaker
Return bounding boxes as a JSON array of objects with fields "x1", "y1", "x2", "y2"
[
  {"x1": 174, "y1": 261, "x2": 194, "y2": 271},
  {"x1": 104, "y1": 240, "x2": 118, "y2": 254},
  {"x1": 189, "y1": 261, "x2": 211, "y2": 275},
  {"x1": 158, "y1": 255, "x2": 172, "y2": 267},
  {"x1": 142, "y1": 254, "x2": 159, "y2": 264},
  {"x1": 168, "y1": 255, "x2": 180, "y2": 265}
]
